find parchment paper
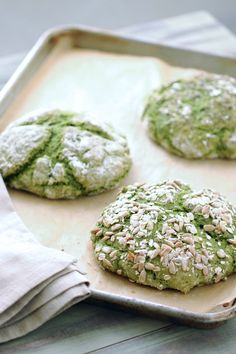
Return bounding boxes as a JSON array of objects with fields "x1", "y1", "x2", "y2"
[{"x1": 1, "y1": 43, "x2": 236, "y2": 313}]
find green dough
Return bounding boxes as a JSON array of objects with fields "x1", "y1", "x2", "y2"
[
  {"x1": 91, "y1": 180, "x2": 236, "y2": 293},
  {"x1": 0, "y1": 110, "x2": 131, "y2": 199},
  {"x1": 143, "y1": 74, "x2": 236, "y2": 159}
]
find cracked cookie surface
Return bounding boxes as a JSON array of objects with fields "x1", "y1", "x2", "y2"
[{"x1": 0, "y1": 110, "x2": 131, "y2": 199}]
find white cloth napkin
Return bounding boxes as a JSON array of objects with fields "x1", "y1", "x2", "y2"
[{"x1": 0, "y1": 176, "x2": 90, "y2": 343}]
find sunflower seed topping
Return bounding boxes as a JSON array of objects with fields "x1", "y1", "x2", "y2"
[
  {"x1": 92, "y1": 181, "x2": 236, "y2": 293},
  {"x1": 217, "y1": 249, "x2": 226, "y2": 258},
  {"x1": 204, "y1": 224, "x2": 215, "y2": 232},
  {"x1": 111, "y1": 224, "x2": 123, "y2": 232},
  {"x1": 228, "y1": 238, "x2": 236, "y2": 246},
  {"x1": 139, "y1": 269, "x2": 146, "y2": 283}
]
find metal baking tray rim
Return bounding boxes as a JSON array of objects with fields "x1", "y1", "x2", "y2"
[
  {"x1": 91, "y1": 289, "x2": 236, "y2": 325},
  {"x1": 1, "y1": 25, "x2": 236, "y2": 327},
  {"x1": 1, "y1": 24, "x2": 236, "y2": 110}
]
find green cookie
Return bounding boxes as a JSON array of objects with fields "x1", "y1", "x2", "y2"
[
  {"x1": 91, "y1": 180, "x2": 236, "y2": 293},
  {"x1": 0, "y1": 110, "x2": 131, "y2": 199},
  {"x1": 143, "y1": 74, "x2": 236, "y2": 159}
]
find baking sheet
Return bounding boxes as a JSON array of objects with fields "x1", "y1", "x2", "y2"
[{"x1": 1, "y1": 42, "x2": 236, "y2": 314}]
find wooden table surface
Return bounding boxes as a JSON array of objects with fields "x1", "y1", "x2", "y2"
[{"x1": 1, "y1": 12, "x2": 236, "y2": 353}]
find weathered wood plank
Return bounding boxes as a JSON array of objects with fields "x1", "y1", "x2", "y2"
[
  {"x1": 0, "y1": 303, "x2": 169, "y2": 354},
  {"x1": 91, "y1": 317, "x2": 236, "y2": 354}
]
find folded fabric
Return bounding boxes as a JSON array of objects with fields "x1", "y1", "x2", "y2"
[{"x1": 0, "y1": 176, "x2": 90, "y2": 343}]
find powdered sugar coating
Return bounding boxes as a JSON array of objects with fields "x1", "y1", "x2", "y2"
[
  {"x1": 32, "y1": 156, "x2": 65, "y2": 185},
  {"x1": 0, "y1": 110, "x2": 131, "y2": 199},
  {"x1": 63, "y1": 127, "x2": 130, "y2": 193},
  {"x1": 0, "y1": 125, "x2": 50, "y2": 177}
]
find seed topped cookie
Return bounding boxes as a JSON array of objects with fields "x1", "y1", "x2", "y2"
[
  {"x1": 143, "y1": 73, "x2": 236, "y2": 159},
  {"x1": 91, "y1": 181, "x2": 236, "y2": 293},
  {"x1": 0, "y1": 110, "x2": 131, "y2": 199}
]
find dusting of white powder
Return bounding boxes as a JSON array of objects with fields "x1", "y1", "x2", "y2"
[
  {"x1": 0, "y1": 125, "x2": 49, "y2": 176},
  {"x1": 33, "y1": 155, "x2": 65, "y2": 185},
  {"x1": 0, "y1": 111, "x2": 131, "y2": 197},
  {"x1": 62, "y1": 127, "x2": 130, "y2": 191}
]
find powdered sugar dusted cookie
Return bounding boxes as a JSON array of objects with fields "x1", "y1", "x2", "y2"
[
  {"x1": 0, "y1": 110, "x2": 131, "y2": 199},
  {"x1": 91, "y1": 181, "x2": 236, "y2": 293},
  {"x1": 143, "y1": 74, "x2": 236, "y2": 159}
]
